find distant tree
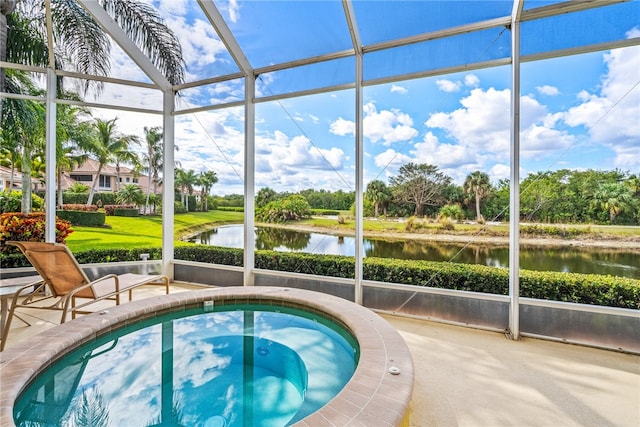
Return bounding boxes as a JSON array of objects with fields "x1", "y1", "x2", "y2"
[
  {"x1": 85, "y1": 118, "x2": 139, "y2": 206},
  {"x1": 365, "y1": 180, "x2": 391, "y2": 217},
  {"x1": 142, "y1": 126, "x2": 163, "y2": 214},
  {"x1": 256, "y1": 187, "x2": 278, "y2": 209},
  {"x1": 389, "y1": 163, "x2": 451, "y2": 216},
  {"x1": 592, "y1": 182, "x2": 635, "y2": 224},
  {"x1": 199, "y1": 170, "x2": 218, "y2": 211},
  {"x1": 116, "y1": 183, "x2": 143, "y2": 206},
  {"x1": 257, "y1": 195, "x2": 311, "y2": 223},
  {"x1": 463, "y1": 171, "x2": 491, "y2": 222},
  {"x1": 175, "y1": 168, "x2": 199, "y2": 211}
]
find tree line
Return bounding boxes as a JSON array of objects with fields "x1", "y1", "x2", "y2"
[{"x1": 221, "y1": 163, "x2": 639, "y2": 225}]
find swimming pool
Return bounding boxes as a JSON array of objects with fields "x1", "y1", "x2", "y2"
[
  {"x1": 0, "y1": 287, "x2": 414, "y2": 426},
  {"x1": 13, "y1": 305, "x2": 358, "y2": 426}
]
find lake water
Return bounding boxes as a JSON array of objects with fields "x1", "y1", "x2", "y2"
[{"x1": 187, "y1": 225, "x2": 640, "y2": 278}]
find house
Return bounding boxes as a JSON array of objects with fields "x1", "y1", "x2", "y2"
[
  {"x1": 63, "y1": 158, "x2": 159, "y2": 195},
  {"x1": 0, "y1": 166, "x2": 25, "y2": 192}
]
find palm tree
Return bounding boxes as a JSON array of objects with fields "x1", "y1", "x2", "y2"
[
  {"x1": 199, "y1": 170, "x2": 218, "y2": 211},
  {"x1": 174, "y1": 168, "x2": 199, "y2": 211},
  {"x1": 117, "y1": 183, "x2": 143, "y2": 206},
  {"x1": 113, "y1": 136, "x2": 141, "y2": 192},
  {"x1": 365, "y1": 180, "x2": 390, "y2": 217},
  {"x1": 592, "y1": 182, "x2": 635, "y2": 224},
  {"x1": 54, "y1": 97, "x2": 94, "y2": 206},
  {"x1": 463, "y1": 171, "x2": 491, "y2": 222},
  {"x1": 1, "y1": 0, "x2": 185, "y2": 119},
  {"x1": 85, "y1": 117, "x2": 138, "y2": 206},
  {"x1": 0, "y1": 69, "x2": 45, "y2": 213},
  {"x1": 142, "y1": 126, "x2": 163, "y2": 214}
]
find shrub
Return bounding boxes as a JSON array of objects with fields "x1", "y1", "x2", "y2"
[
  {"x1": 0, "y1": 191, "x2": 44, "y2": 213},
  {"x1": 0, "y1": 212, "x2": 73, "y2": 254},
  {"x1": 256, "y1": 195, "x2": 311, "y2": 223},
  {"x1": 56, "y1": 210, "x2": 106, "y2": 226},
  {"x1": 113, "y1": 208, "x2": 139, "y2": 217},
  {"x1": 1, "y1": 244, "x2": 637, "y2": 310},
  {"x1": 404, "y1": 216, "x2": 424, "y2": 232},
  {"x1": 174, "y1": 201, "x2": 187, "y2": 214},
  {"x1": 59, "y1": 204, "x2": 99, "y2": 212},
  {"x1": 217, "y1": 206, "x2": 244, "y2": 212},
  {"x1": 439, "y1": 204, "x2": 464, "y2": 221},
  {"x1": 104, "y1": 204, "x2": 136, "y2": 216}
]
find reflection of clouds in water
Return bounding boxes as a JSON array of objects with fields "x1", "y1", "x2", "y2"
[
  {"x1": 37, "y1": 309, "x2": 355, "y2": 426},
  {"x1": 79, "y1": 326, "x2": 163, "y2": 425}
]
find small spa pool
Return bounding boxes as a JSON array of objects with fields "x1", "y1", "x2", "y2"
[
  {"x1": 1, "y1": 287, "x2": 414, "y2": 426},
  {"x1": 14, "y1": 304, "x2": 358, "y2": 427}
]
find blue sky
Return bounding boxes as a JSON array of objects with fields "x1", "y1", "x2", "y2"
[{"x1": 86, "y1": 1, "x2": 639, "y2": 195}]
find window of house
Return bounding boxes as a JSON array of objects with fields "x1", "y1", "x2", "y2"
[
  {"x1": 99, "y1": 175, "x2": 110, "y2": 188},
  {"x1": 70, "y1": 174, "x2": 92, "y2": 182}
]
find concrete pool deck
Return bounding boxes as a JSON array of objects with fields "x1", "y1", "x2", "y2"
[{"x1": 1, "y1": 282, "x2": 638, "y2": 426}]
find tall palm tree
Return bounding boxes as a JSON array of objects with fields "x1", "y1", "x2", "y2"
[
  {"x1": 174, "y1": 168, "x2": 199, "y2": 211},
  {"x1": 142, "y1": 126, "x2": 163, "y2": 214},
  {"x1": 113, "y1": 136, "x2": 141, "y2": 192},
  {"x1": 0, "y1": 69, "x2": 45, "y2": 213},
  {"x1": 85, "y1": 117, "x2": 138, "y2": 206},
  {"x1": 365, "y1": 180, "x2": 390, "y2": 217},
  {"x1": 199, "y1": 170, "x2": 218, "y2": 211},
  {"x1": 54, "y1": 96, "x2": 93, "y2": 206},
  {"x1": 463, "y1": 171, "x2": 491, "y2": 222}
]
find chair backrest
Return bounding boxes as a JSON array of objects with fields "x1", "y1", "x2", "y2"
[{"x1": 7, "y1": 241, "x2": 92, "y2": 298}]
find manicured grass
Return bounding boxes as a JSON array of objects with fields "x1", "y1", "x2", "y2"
[
  {"x1": 66, "y1": 210, "x2": 243, "y2": 252},
  {"x1": 64, "y1": 210, "x2": 638, "y2": 253}
]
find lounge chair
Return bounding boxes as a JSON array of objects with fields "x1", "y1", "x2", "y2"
[{"x1": 0, "y1": 241, "x2": 169, "y2": 351}]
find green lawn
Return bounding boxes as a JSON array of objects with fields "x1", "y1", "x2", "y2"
[
  {"x1": 65, "y1": 210, "x2": 638, "y2": 253},
  {"x1": 66, "y1": 210, "x2": 243, "y2": 252}
]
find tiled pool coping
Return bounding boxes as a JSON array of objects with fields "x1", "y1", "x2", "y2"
[{"x1": 0, "y1": 286, "x2": 414, "y2": 426}]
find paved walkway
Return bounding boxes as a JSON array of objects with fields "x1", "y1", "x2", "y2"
[
  {"x1": 2, "y1": 283, "x2": 638, "y2": 427},
  {"x1": 385, "y1": 314, "x2": 640, "y2": 427}
]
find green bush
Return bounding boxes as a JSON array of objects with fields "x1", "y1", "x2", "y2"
[
  {"x1": 113, "y1": 208, "x2": 139, "y2": 217},
  {"x1": 1, "y1": 245, "x2": 637, "y2": 310},
  {"x1": 256, "y1": 195, "x2": 311, "y2": 223},
  {"x1": 174, "y1": 201, "x2": 187, "y2": 214},
  {"x1": 0, "y1": 191, "x2": 44, "y2": 213},
  {"x1": 56, "y1": 210, "x2": 106, "y2": 226},
  {"x1": 217, "y1": 206, "x2": 244, "y2": 212}
]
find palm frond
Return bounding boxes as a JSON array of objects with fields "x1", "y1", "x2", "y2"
[{"x1": 100, "y1": 0, "x2": 185, "y2": 85}]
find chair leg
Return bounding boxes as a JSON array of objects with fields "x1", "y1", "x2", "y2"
[{"x1": 1, "y1": 295, "x2": 21, "y2": 352}]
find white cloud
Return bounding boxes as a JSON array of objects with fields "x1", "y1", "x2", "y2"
[
  {"x1": 391, "y1": 84, "x2": 408, "y2": 94},
  {"x1": 436, "y1": 79, "x2": 462, "y2": 93},
  {"x1": 362, "y1": 103, "x2": 416, "y2": 145},
  {"x1": 309, "y1": 114, "x2": 320, "y2": 124},
  {"x1": 536, "y1": 85, "x2": 559, "y2": 96},
  {"x1": 252, "y1": 131, "x2": 350, "y2": 192},
  {"x1": 329, "y1": 117, "x2": 355, "y2": 136},
  {"x1": 465, "y1": 74, "x2": 480, "y2": 88},
  {"x1": 374, "y1": 149, "x2": 412, "y2": 177},
  {"x1": 560, "y1": 39, "x2": 640, "y2": 169}
]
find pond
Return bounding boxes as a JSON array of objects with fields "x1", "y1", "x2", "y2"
[{"x1": 186, "y1": 225, "x2": 640, "y2": 278}]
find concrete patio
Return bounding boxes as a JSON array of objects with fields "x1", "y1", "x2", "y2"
[{"x1": 1, "y1": 282, "x2": 638, "y2": 427}]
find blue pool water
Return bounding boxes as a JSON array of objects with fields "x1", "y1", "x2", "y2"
[{"x1": 14, "y1": 304, "x2": 359, "y2": 427}]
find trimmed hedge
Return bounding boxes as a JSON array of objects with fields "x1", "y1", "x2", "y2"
[
  {"x1": 114, "y1": 208, "x2": 139, "y2": 217},
  {"x1": 1, "y1": 245, "x2": 637, "y2": 309},
  {"x1": 56, "y1": 210, "x2": 106, "y2": 226}
]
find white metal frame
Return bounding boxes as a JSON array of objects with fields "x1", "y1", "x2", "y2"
[{"x1": 1, "y1": 0, "x2": 638, "y2": 339}]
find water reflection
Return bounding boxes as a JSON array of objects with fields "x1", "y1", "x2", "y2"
[
  {"x1": 15, "y1": 308, "x2": 357, "y2": 427},
  {"x1": 187, "y1": 225, "x2": 640, "y2": 278}
]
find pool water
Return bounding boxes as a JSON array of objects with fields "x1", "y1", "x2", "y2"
[{"x1": 14, "y1": 304, "x2": 359, "y2": 427}]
